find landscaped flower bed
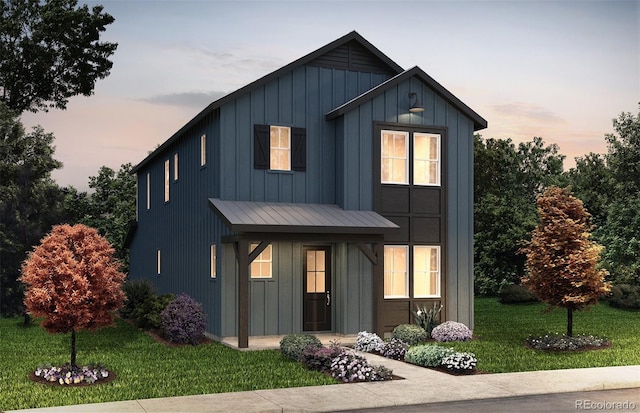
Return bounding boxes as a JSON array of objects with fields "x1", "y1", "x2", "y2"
[
  {"x1": 526, "y1": 333, "x2": 610, "y2": 351},
  {"x1": 30, "y1": 364, "x2": 114, "y2": 386}
]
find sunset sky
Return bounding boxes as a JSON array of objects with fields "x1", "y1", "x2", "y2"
[{"x1": 20, "y1": 0, "x2": 639, "y2": 191}]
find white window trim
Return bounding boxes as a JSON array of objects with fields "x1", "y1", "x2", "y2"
[
  {"x1": 381, "y1": 130, "x2": 409, "y2": 185},
  {"x1": 164, "y1": 159, "x2": 170, "y2": 202},
  {"x1": 384, "y1": 245, "x2": 409, "y2": 298},
  {"x1": 200, "y1": 134, "x2": 207, "y2": 167},
  {"x1": 250, "y1": 243, "x2": 273, "y2": 279},
  {"x1": 156, "y1": 249, "x2": 161, "y2": 275},
  {"x1": 413, "y1": 245, "x2": 441, "y2": 298},
  {"x1": 173, "y1": 153, "x2": 179, "y2": 181},
  {"x1": 210, "y1": 244, "x2": 217, "y2": 279},
  {"x1": 269, "y1": 125, "x2": 291, "y2": 171},
  {"x1": 413, "y1": 132, "x2": 441, "y2": 187}
]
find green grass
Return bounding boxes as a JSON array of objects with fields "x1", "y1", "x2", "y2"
[
  {"x1": 1, "y1": 299, "x2": 638, "y2": 410},
  {"x1": 0, "y1": 318, "x2": 335, "y2": 411},
  {"x1": 440, "y1": 298, "x2": 640, "y2": 373}
]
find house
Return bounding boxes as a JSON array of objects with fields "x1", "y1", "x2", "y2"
[{"x1": 126, "y1": 31, "x2": 487, "y2": 348}]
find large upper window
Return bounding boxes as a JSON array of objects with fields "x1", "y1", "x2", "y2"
[
  {"x1": 414, "y1": 133, "x2": 440, "y2": 186},
  {"x1": 381, "y1": 129, "x2": 441, "y2": 186},
  {"x1": 250, "y1": 243, "x2": 272, "y2": 278},
  {"x1": 413, "y1": 246, "x2": 441, "y2": 297},
  {"x1": 173, "y1": 153, "x2": 179, "y2": 181},
  {"x1": 270, "y1": 126, "x2": 291, "y2": 171},
  {"x1": 384, "y1": 246, "x2": 408, "y2": 298},
  {"x1": 381, "y1": 130, "x2": 408, "y2": 184}
]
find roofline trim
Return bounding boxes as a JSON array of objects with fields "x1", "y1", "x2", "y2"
[
  {"x1": 131, "y1": 31, "x2": 403, "y2": 174},
  {"x1": 325, "y1": 66, "x2": 488, "y2": 131}
]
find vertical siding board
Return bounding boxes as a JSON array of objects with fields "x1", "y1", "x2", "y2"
[
  {"x1": 359, "y1": 102, "x2": 374, "y2": 210},
  {"x1": 293, "y1": 68, "x2": 307, "y2": 203},
  {"x1": 252, "y1": 87, "x2": 266, "y2": 201},
  {"x1": 446, "y1": 103, "x2": 459, "y2": 323},
  {"x1": 384, "y1": 88, "x2": 399, "y2": 124},
  {"x1": 279, "y1": 72, "x2": 293, "y2": 125},
  {"x1": 345, "y1": 245, "x2": 361, "y2": 333},
  {"x1": 236, "y1": 94, "x2": 252, "y2": 201},
  {"x1": 306, "y1": 67, "x2": 321, "y2": 204},
  {"x1": 344, "y1": 111, "x2": 360, "y2": 210},
  {"x1": 220, "y1": 105, "x2": 237, "y2": 200},
  {"x1": 265, "y1": 80, "x2": 279, "y2": 124},
  {"x1": 278, "y1": 242, "x2": 294, "y2": 334}
]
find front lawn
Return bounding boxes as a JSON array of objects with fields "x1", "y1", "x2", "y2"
[
  {"x1": 443, "y1": 298, "x2": 640, "y2": 373},
  {"x1": 0, "y1": 318, "x2": 335, "y2": 411}
]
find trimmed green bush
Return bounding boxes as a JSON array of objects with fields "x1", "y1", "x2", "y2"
[
  {"x1": 608, "y1": 284, "x2": 640, "y2": 310},
  {"x1": 392, "y1": 324, "x2": 428, "y2": 345},
  {"x1": 405, "y1": 344, "x2": 455, "y2": 367},
  {"x1": 498, "y1": 283, "x2": 538, "y2": 304},
  {"x1": 279, "y1": 334, "x2": 322, "y2": 361},
  {"x1": 120, "y1": 279, "x2": 155, "y2": 319},
  {"x1": 132, "y1": 293, "x2": 174, "y2": 330}
]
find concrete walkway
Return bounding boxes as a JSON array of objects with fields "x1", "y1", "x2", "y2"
[{"x1": 6, "y1": 335, "x2": 640, "y2": 412}]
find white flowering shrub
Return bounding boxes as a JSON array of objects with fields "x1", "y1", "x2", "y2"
[
  {"x1": 442, "y1": 352, "x2": 477, "y2": 372},
  {"x1": 34, "y1": 363, "x2": 109, "y2": 385},
  {"x1": 353, "y1": 331, "x2": 385, "y2": 353},
  {"x1": 431, "y1": 321, "x2": 472, "y2": 342},
  {"x1": 330, "y1": 351, "x2": 377, "y2": 382}
]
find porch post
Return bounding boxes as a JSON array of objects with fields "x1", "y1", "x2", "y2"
[
  {"x1": 237, "y1": 239, "x2": 249, "y2": 349},
  {"x1": 372, "y1": 242, "x2": 385, "y2": 338}
]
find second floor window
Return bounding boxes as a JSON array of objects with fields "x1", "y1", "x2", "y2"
[
  {"x1": 200, "y1": 134, "x2": 207, "y2": 167},
  {"x1": 381, "y1": 130, "x2": 408, "y2": 184},
  {"x1": 270, "y1": 126, "x2": 291, "y2": 171},
  {"x1": 381, "y1": 129, "x2": 441, "y2": 186},
  {"x1": 164, "y1": 159, "x2": 170, "y2": 202}
]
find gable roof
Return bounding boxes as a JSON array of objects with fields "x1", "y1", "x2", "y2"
[
  {"x1": 325, "y1": 66, "x2": 488, "y2": 131},
  {"x1": 131, "y1": 31, "x2": 402, "y2": 174}
]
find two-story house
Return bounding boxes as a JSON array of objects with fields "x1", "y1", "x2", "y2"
[{"x1": 126, "y1": 31, "x2": 487, "y2": 348}]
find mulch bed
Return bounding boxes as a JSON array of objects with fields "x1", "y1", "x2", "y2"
[
  {"x1": 28, "y1": 370, "x2": 117, "y2": 387},
  {"x1": 144, "y1": 328, "x2": 214, "y2": 347}
]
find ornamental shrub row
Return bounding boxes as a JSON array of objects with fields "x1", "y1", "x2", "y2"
[
  {"x1": 121, "y1": 280, "x2": 174, "y2": 330},
  {"x1": 280, "y1": 335, "x2": 393, "y2": 382}
]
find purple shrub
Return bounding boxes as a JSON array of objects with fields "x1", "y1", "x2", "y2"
[
  {"x1": 301, "y1": 343, "x2": 344, "y2": 372},
  {"x1": 431, "y1": 321, "x2": 472, "y2": 342},
  {"x1": 160, "y1": 294, "x2": 207, "y2": 345},
  {"x1": 380, "y1": 338, "x2": 408, "y2": 360}
]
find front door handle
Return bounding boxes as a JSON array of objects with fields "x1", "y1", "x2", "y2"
[{"x1": 326, "y1": 291, "x2": 331, "y2": 306}]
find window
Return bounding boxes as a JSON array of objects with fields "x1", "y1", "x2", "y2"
[
  {"x1": 414, "y1": 133, "x2": 440, "y2": 186},
  {"x1": 173, "y1": 153, "x2": 179, "y2": 181},
  {"x1": 250, "y1": 243, "x2": 272, "y2": 278},
  {"x1": 164, "y1": 159, "x2": 170, "y2": 202},
  {"x1": 254, "y1": 124, "x2": 306, "y2": 171},
  {"x1": 414, "y1": 246, "x2": 441, "y2": 297},
  {"x1": 306, "y1": 249, "x2": 325, "y2": 293},
  {"x1": 156, "y1": 249, "x2": 161, "y2": 275},
  {"x1": 210, "y1": 244, "x2": 217, "y2": 279},
  {"x1": 384, "y1": 246, "x2": 408, "y2": 298},
  {"x1": 381, "y1": 130, "x2": 408, "y2": 184},
  {"x1": 146, "y1": 172, "x2": 150, "y2": 210},
  {"x1": 270, "y1": 126, "x2": 291, "y2": 171},
  {"x1": 200, "y1": 134, "x2": 206, "y2": 166}
]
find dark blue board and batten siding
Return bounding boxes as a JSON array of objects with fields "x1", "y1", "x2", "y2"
[
  {"x1": 335, "y1": 76, "x2": 475, "y2": 329},
  {"x1": 129, "y1": 110, "x2": 227, "y2": 337}
]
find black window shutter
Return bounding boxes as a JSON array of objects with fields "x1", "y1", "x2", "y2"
[
  {"x1": 291, "y1": 127, "x2": 306, "y2": 171},
  {"x1": 254, "y1": 124, "x2": 269, "y2": 169}
]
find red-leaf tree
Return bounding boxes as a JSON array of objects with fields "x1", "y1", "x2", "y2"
[
  {"x1": 521, "y1": 187, "x2": 610, "y2": 336},
  {"x1": 20, "y1": 224, "x2": 126, "y2": 367}
]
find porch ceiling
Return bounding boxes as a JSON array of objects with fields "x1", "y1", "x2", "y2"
[{"x1": 208, "y1": 198, "x2": 398, "y2": 235}]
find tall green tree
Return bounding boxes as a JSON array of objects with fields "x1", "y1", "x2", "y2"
[
  {"x1": 566, "y1": 153, "x2": 611, "y2": 228},
  {"x1": 521, "y1": 187, "x2": 609, "y2": 337},
  {"x1": 474, "y1": 136, "x2": 566, "y2": 295},
  {"x1": 81, "y1": 163, "x2": 136, "y2": 271},
  {"x1": 0, "y1": 102, "x2": 66, "y2": 315},
  {"x1": 0, "y1": 0, "x2": 117, "y2": 113}
]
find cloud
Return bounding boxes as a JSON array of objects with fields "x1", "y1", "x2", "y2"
[
  {"x1": 491, "y1": 102, "x2": 566, "y2": 124},
  {"x1": 141, "y1": 91, "x2": 228, "y2": 109}
]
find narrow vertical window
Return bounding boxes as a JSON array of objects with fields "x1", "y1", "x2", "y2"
[
  {"x1": 164, "y1": 159, "x2": 170, "y2": 202},
  {"x1": 173, "y1": 153, "x2": 179, "y2": 181},
  {"x1": 210, "y1": 244, "x2": 217, "y2": 278},
  {"x1": 414, "y1": 133, "x2": 441, "y2": 186},
  {"x1": 250, "y1": 243, "x2": 272, "y2": 278},
  {"x1": 200, "y1": 134, "x2": 207, "y2": 166},
  {"x1": 156, "y1": 249, "x2": 161, "y2": 275},
  {"x1": 269, "y1": 126, "x2": 291, "y2": 171},
  {"x1": 381, "y1": 130, "x2": 408, "y2": 184},
  {"x1": 146, "y1": 172, "x2": 150, "y2": 210},
  {"x1": 414, "y1": 246, "x2": 441, "y2": 297},
  {"x1": 384, "y1": 245, "x2": 408, "y2": 298}
]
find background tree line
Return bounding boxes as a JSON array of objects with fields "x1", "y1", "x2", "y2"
[{"x1": 475, "y1": 107, "x2": 640, "y2": 295}]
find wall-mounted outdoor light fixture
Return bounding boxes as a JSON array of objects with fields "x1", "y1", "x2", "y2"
[{"x1": 408, "y1": 92, "x2": 425, "y2": 113}]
